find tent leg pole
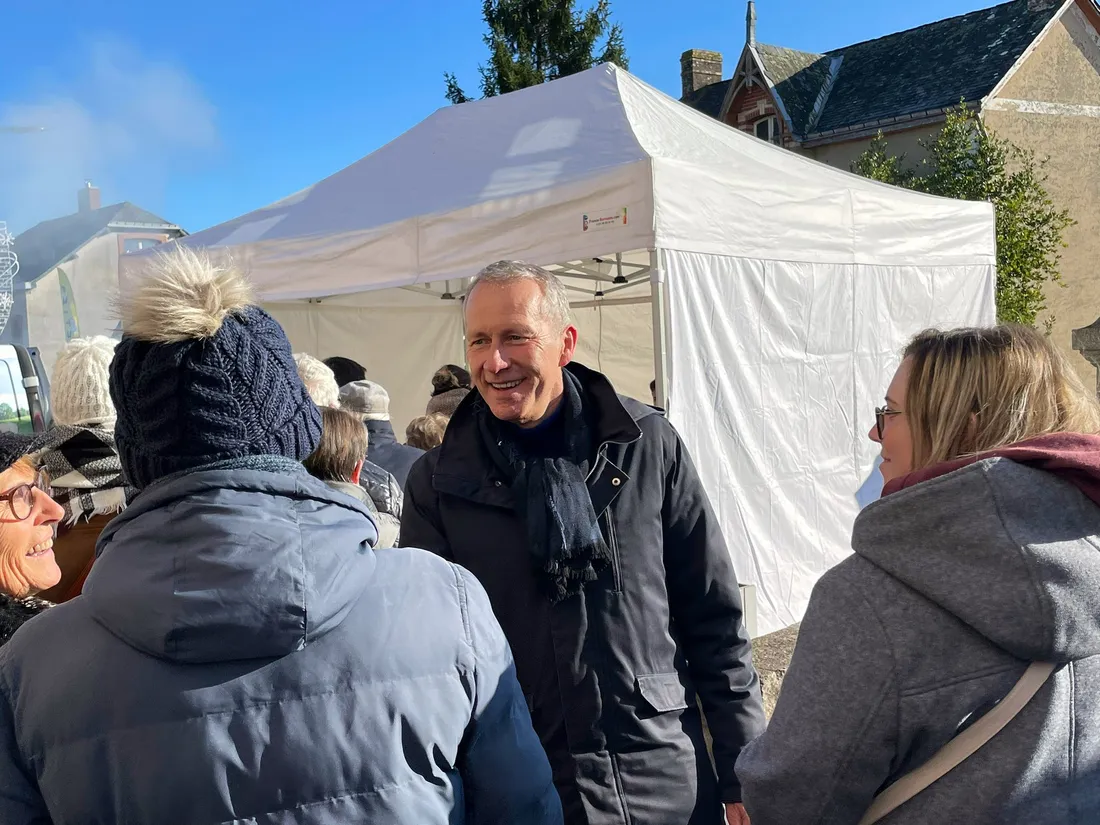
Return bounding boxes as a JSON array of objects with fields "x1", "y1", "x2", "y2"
[{"x1": 650, "y1": 249, "x2": 669, "y2": 410}]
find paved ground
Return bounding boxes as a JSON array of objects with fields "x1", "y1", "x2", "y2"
[{"x1": 751, "y1": 623, "x2": 800, "y2": 718}]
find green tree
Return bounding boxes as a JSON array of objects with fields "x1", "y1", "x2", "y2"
[
  {"x1": 0, "y1": 403, "x2": 13, "y2": 421},
  {"x1": 852, "y1": 105, "x2": 1073, "y2": 327},
  {"x1": 445, "y1": 0, "x2": 628, "y2": 104}
]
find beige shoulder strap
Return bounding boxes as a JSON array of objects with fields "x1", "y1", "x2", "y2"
[{"x1": 857, "y1": 661, "x2": 1056, "y2": 825}]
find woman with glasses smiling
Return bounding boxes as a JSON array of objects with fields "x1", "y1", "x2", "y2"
[
  {"x1": 0, "y1": 431, "x2": 65, "y2": 646},
  {"x1": 737, "y1": 325, "x2": 1100, "y2": 825}
]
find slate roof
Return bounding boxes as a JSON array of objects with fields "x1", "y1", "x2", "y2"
[
  {"x1": 685, "y1": 0, "x2": 1065, "y2": 139},
  {"x1": 681, "y1": 78, "x2": 733, "y2": 119},
  {"x1": 12, "y1": 203, "x2": 180, "y2": 285},
  {"x1": 755, "y1": 44, "x2": 833, "y2": 135}
]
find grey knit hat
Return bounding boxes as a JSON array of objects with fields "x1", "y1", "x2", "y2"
[
  {"x1": 426, "y1": 388, "x2": 470, "y2": 418},
  {"x1": 339, "y1": 380, "x2": 390, "y2": 421}
]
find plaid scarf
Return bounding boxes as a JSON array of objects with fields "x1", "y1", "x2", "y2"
[{"x1": 30, "y1": 425, "x2": 135, "y2": 526}]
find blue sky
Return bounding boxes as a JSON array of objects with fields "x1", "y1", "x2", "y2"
[{"x1": 1, "y1": 0, "x2": 1000, "y2": 235}]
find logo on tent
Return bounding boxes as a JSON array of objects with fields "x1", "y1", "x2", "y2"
[{"x1": 582, "y1": 207, "x2": 627, "y2": 232}]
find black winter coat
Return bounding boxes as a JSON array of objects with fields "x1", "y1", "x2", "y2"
[
  {"x1": 366, "y1": 420, "x2": 423, "y2": 488},
  {"x1": 401, "y1": 363, "x2": 765, "y2": 825}
]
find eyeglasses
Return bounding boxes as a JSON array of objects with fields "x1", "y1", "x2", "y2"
[
  {"x1": 874, "y1": 406, "x2": 904, "y2": 440},
  {"x1": 0, "y1": 468, "x2": 52, "y2": 522}
]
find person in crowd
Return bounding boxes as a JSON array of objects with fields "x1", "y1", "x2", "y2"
[
  {"x1": 295, "y1": 352, "x2": 405, "y2": 528},
  {"x1": 32, "y1": 336, "x2": 134, "y2": 603},
  {"x1": 323, "y1": 354, "x2": 367, "y2": 389},
  {"x1": 737, "y1": 325, "x2": 1100, "y2": 825},
  {"x1": 402, "y1": 260, "x2": 764, "y2": 825},
  {"x1": 0, "y1": 248, "x2": 562, "y2": 825},
  {"x1": 339, "y1": 379, "x2": 423, "y2": 487},
  {"x1": 293, "y1": 352, "x2": 340, "y2": 408},
  {"x1": 427, "y1": 363, "x2": 472, "y2": 418},
  {"x1": 305, "y1": 406, "x2": 400, "y2": 549},
  {"x1": 406, "y1": 412, "x2": 449, "y2": 451},
  {"x1": 0, "y1": 432, "x2": 65, "y2": 646}
]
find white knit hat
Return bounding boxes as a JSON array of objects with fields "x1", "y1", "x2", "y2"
[
  {"x1": 339, "y1": 380, "x2": 390, "y2": 421},
  {"x1": 293, "y1": 353, "x2": 340, "y2": 408},
  {"x1": 51, "y1": 336, "x2": 118, "y2": 427}
]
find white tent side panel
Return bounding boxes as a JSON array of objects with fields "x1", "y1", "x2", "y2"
[{"x1": 664, "y1": 249, "x2": 996, "y2": 635}]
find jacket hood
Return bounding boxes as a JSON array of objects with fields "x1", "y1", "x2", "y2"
[
  {"x1": 854, "y1": 434, "x2": 1100, "y2": 662},
  {"x1": 84, "y1": 466, "x2": 379, "y2": 664}
]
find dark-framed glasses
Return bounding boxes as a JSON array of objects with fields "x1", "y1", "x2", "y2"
[
  {"x1": 874, "y1": 406, "x2": 904, "y2": 440},
  {"x1": 0, "y1": 468, "x2": 52, "y2": 522}
]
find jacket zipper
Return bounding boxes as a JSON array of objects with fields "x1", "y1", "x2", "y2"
[
  {"x1": 610, "y1": 754, "x2": 632, "y2": 824},
  {"x1": 603, "y1": 507, "x2": 622, "y2": 592},
  {"x1": 588, "y1": 443, "x2": 624, "y2": 592}
]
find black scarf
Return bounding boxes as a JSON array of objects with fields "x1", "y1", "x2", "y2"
[{"x1": 483, "y1": 370, "x2": 611, "y2": 602}]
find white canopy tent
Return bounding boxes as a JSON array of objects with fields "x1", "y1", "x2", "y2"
[{"x1": 124, "y1": 64, "x2": 997, "y2": 633}]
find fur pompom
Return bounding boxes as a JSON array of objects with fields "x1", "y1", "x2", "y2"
[{"x1": 119, "y1": 246, "x2": 254, "y2": 343}]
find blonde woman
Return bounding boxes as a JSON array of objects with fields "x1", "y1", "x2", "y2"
[{"x1": 737, "y1": 325, "x2": 1100, "y2": 825}]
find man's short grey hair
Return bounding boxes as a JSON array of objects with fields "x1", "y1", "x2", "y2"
[{"x1": 468, "y1": 260, "x2": 571, "y2": 329}]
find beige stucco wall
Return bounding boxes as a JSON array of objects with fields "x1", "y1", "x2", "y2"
[
  {"x1": 797, "y1": 124, "x2": 937, "y2": 172},
  {"x1": 25, "y1": 270, "x2": 65, "y2": 378},
  {"x1": 25, "y1": 232, "x2": 122, "y2": 375},
  {"x1": 985, "y1": 4, "x2": 1100, "y2": 389}
]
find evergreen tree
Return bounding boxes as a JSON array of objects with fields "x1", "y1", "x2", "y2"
[
  {"x1": 853, "y1": 105, "x2": 1073, "y2": 328},
  {"x1": 445, "y1": 0, "x2": 628, "y2": 104}
]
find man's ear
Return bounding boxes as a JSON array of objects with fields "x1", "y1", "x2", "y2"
[
  {"x1": 559, "y1": 325, "x2": 578, "y2": 367},
  {"x1": 351, "y1": 460, "x2": 363, "y2": 485}
]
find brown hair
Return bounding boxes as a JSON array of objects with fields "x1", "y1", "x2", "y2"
[
  {"x1": 303, "y1": 407, "x2": 367, "y2": 483},
  {"x1": 405, "y1": 413, "x2": 449, "y2": 451},
  {"x1": 903, "y1": 325, "x2": 1100, "y2": 470}
]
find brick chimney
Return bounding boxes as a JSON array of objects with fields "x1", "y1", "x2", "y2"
[
  {"x1": 680, "y1": 50, "x2": 723, "y2": 98},
  {"x1": 77, "y1": 180, "x2": 101, "y2": 213}
]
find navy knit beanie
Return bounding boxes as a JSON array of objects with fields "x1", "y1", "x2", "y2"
[{"x1": 110, "y1": 248, "x2": 322, "y2": 489}]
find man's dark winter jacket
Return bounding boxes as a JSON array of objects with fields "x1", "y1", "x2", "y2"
[
  {"x1": 402, "y1": 363, "x2": 765, "y2": 825},
  {"x1": 0, "y1": 465, "x2": 561, "y2": 825},
  {"x1": 366, "y1": 419, "x2": 423, "y2": 488}
]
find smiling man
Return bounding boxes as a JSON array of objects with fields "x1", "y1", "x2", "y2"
[{"x1": 402, "y1": 260, "x2": 765, "y2": 825}]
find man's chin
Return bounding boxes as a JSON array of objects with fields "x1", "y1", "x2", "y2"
[{"x1": 490, "y1": 398, "x2": 541, "y2": 426}]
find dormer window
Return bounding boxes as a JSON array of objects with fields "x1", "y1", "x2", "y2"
[{"x1": 754, "y1": 116, "x2": 781, "y2": 145}]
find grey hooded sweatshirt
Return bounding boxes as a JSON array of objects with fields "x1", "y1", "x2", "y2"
[{"x1": 737, "y1": 434, "x2": 1100, "y2": 824}]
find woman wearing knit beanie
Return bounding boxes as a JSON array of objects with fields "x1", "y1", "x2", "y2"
[
  {"x1": 426, "y1": 363, "x2": 472, "y2": 418},
  {"x1": 0, "y1": 247, "x2": 561, "y2": 825},
  {"x1": 32, "y1": 336, "x2": 135, "y2": 603}
]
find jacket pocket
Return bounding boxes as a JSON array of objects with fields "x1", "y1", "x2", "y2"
[{"x1": 636, "y1": 672, "x2": 690, "y2": 713}]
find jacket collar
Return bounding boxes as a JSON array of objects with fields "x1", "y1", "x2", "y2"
[
  {"x1": 364, "y1": 419, "x2": 397, "y2": 446},
  {"x1": 432, "y1": 363, "x2": 647, "y2": 511}
]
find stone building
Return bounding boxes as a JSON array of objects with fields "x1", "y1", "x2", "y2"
[
  {"x1": 682, "y1": 0, "x2": 1100, "y2": 385},
  {"x1": 6, "y1": 184, "x2": 185, "y2": 373}
]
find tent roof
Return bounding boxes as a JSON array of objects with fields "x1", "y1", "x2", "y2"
[{"x1": 147, "y1": 64, "x2": 995, "y2": 301}]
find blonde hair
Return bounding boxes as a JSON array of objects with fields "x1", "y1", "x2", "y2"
[
  {"x1": 903, "y1": 325, "x2": 1100, "y2": 470},
  {"x1": 405, "y1": 413, "x2": 449, "y2": 451}
]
